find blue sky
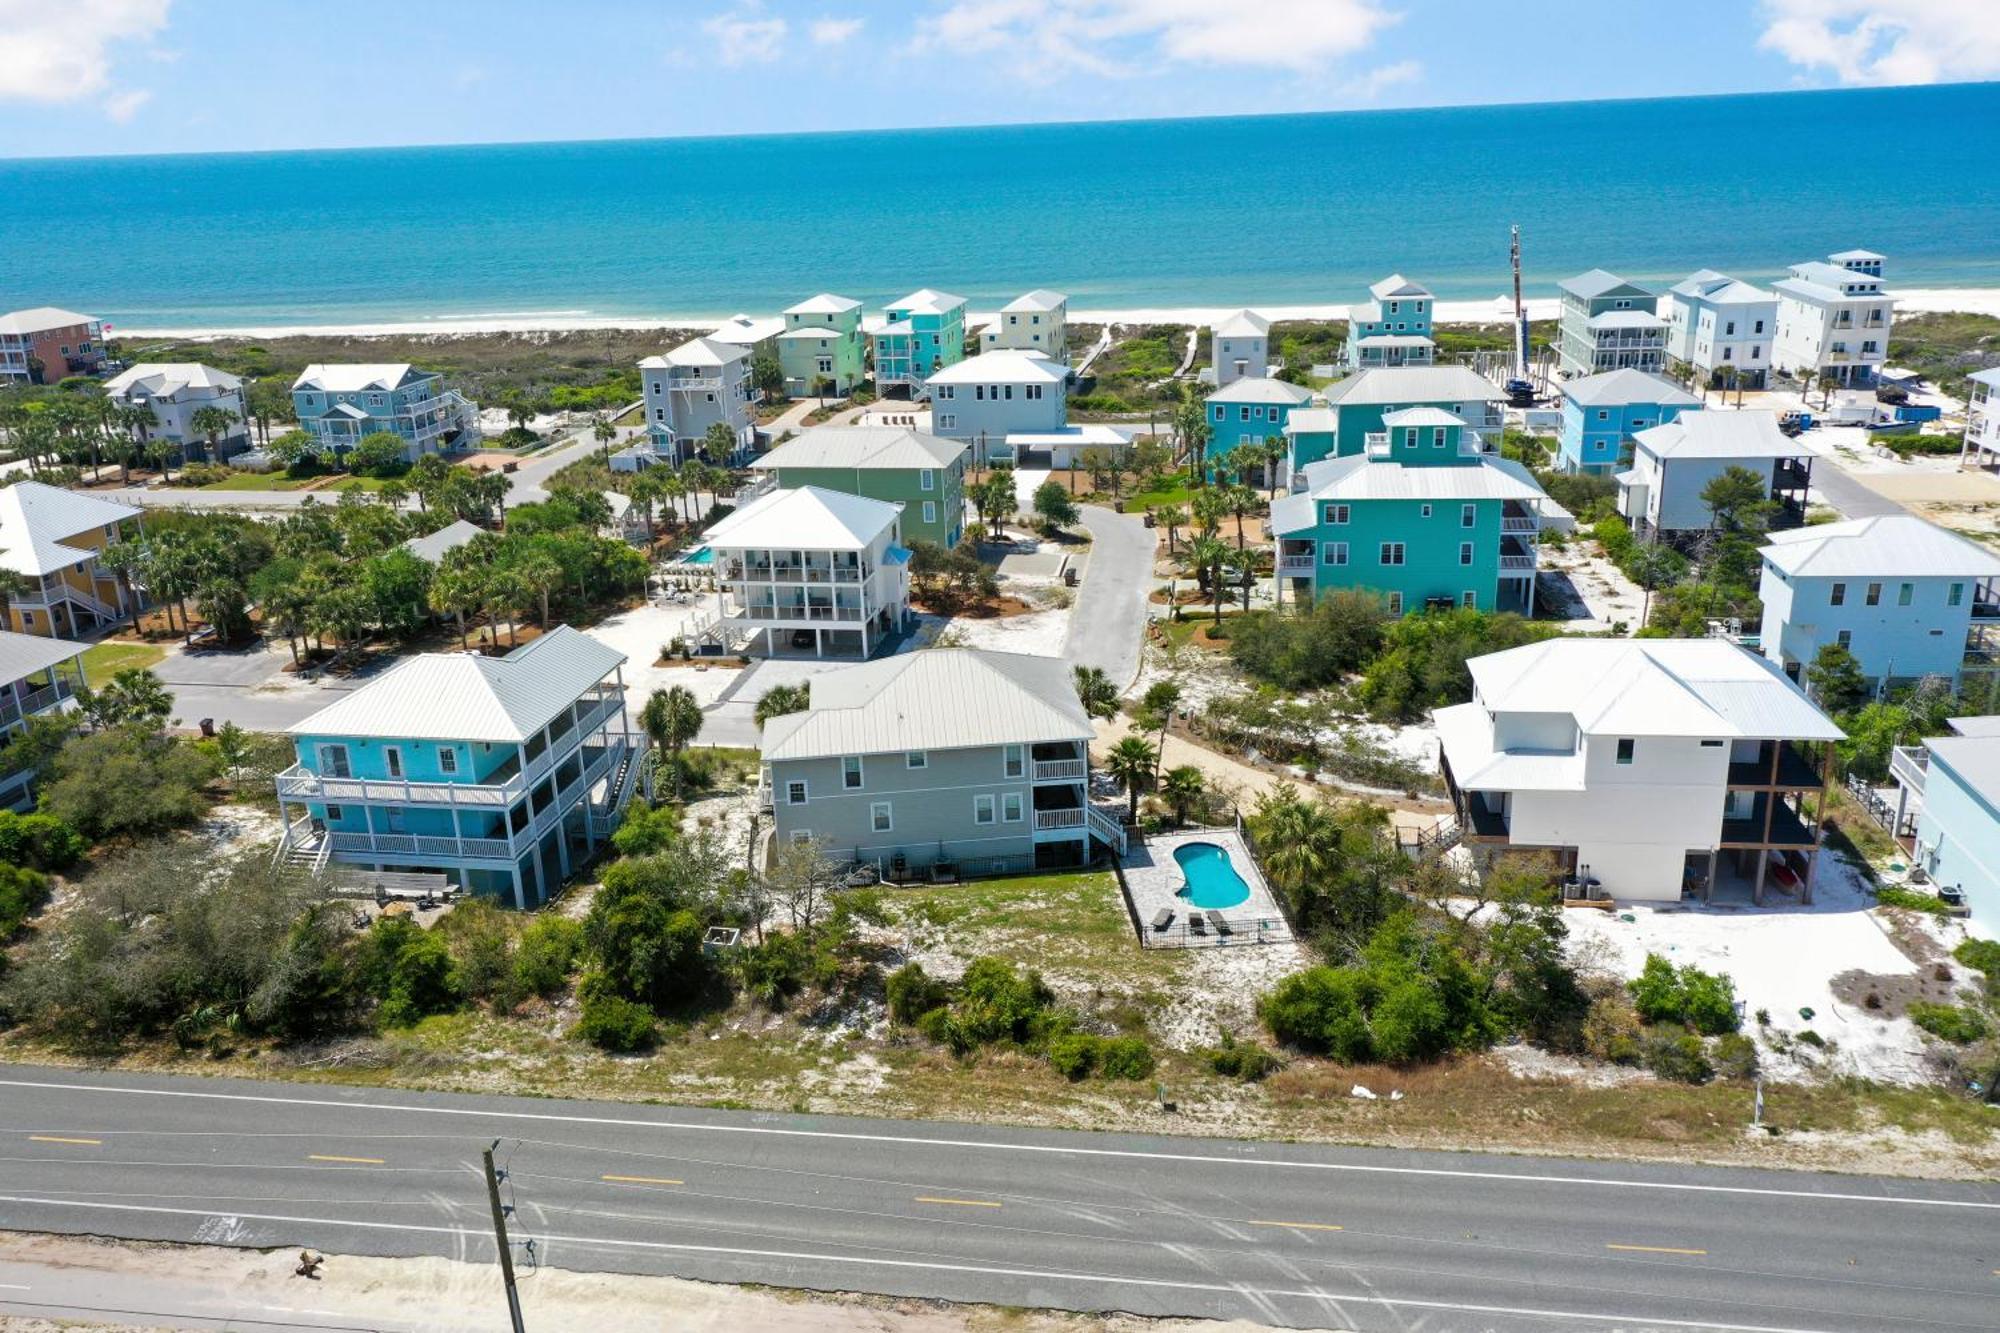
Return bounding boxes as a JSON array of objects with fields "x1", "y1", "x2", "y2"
[{"x1": 2, "y1": 1, "x2": 1997, "y2": 158}]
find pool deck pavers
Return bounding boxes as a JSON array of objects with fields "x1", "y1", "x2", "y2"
[{"x1": 1119, "y1": 827, "x2": 1291, "y2": 947}]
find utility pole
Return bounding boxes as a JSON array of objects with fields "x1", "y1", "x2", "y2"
[{"x1": 483, "y1": 1141, "x2": 527, "y2": 1333}]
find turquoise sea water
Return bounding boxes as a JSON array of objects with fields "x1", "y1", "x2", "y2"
[
  {"x1": 1174, "y1": 842, "x2": 1250, "y2": 911},
  {"x1": 3, "y1": 83, "x2": 1997, "y2": 329}
]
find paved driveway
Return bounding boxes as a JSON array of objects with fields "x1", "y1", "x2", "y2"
[
  {"x1": 1064, "y1": 504, "x2": 1155, "y2": 687},
  {"x1": 1811, "y1": 461, "x2": 1908, "y2": 520}
]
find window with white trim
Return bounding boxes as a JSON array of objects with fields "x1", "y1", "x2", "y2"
[
  {"x1": 1323, "y1": 503, "x2": 1350, "y2": 525},
  {"x1": 1380, "y1": 542, "x2": 1405, "y2": 566},
  {"x1": 1003, "y1": 744, "x2": 1024, "y2": 778},
  {"x1": 786, "y1": 779, "x2": 808, "y2": 805},
  {"x1": 1461, "y1": 504, "x2": 1476, "y2": 527},
  {"x1": 438, "y1": 748, "x2": 458, "y2": 775},
  {"x1": 1321, "y1": 541, "x2": 1347, "y2": 566},
  {"x1": 907, "y1": 751, "x2": 927, "y2": 769},
  {"x1": 842, "y1": 756, "x2": 863, "y2": 789},
  {"x1": 923, "y1": 501, "x2": 936, "y2": 525},
  {"x1": 384, "y1": 747, "x2": 403, "y2": 779},
  {"x1": 1386, "y1": 592, "x2": 1403, "y2": 614},
  {"x1": 974, "y1": 794, "x2": 996, "y2": 824},
  {"x1": 920, "y1": 469, "x2": 934, "y2": 491},
  {"x1": 1459, "y1": 542, "x2": 1473, "y2": 565},
  {"x1": 870, "y1": 802, "x2": 893, "y2": 832},
  {"x1": 1002, "y1": 792, "x2": 1023, "y2": 822}
]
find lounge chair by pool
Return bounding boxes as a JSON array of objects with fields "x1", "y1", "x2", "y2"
[
  {"x1": 1151, "y1": 907, "x2": 1174, "y2": 932},
  {"x1": 1189, "y1": 913, "x2": 1207, "y2": 935},
  {"x1": 1207, "y1": 910, "x2": 1231, "y2": 936}
]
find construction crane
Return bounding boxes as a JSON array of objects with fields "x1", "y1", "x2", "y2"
[{"x1": 1505, "y1": 225, "x2": 1536, "y2": 405}]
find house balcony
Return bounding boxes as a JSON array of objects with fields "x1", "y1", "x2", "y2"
[
  {"x1": 1719, "y1": 793, "x2": 1818, "y2": 849},
  {"x1": 724, "y1": 560, "x2": 870, "y2": 584},
  {"x1": 276, "y1": 693, "x2": 625, "y2": 809},
  {"x1": 731, "y1": 601, "x2": 866, "y2": 624},
  {"x1": 1726, "y1": 740, "x2": 1823, "y2": 790},
  {"x1": 1031, "y1": 780, "x2": 1087, "y2": 838},
  {"x1": 1277, "y1": 553, "x2": 1316, "y2": 575},
  {"x1": 1890, "y1": 744, "x2": 1928, "y2": 795},
  {"x1": 1033, "y1": 808, "x2": 1086, "y2": 833},
  {"x1": 1458, "y1": 794, "x2": 1511, "y2": 843},
  {"x1": 1773, "y1": 459, "x2": 1813, "y2": 491},
  {"x1": 668, "y1": 375, "x2": 726, "y2": 392},
  {"x1": 1031, "y1": 750, "x2": 1087, "y2": 782},
  {"x1": 0, "y1": 677, "x2": 76, "y2": 731},
  {"x1": 1364, "y1": 431, "x2": 1389, "y2": 457}
]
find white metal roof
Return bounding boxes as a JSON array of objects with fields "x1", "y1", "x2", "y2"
[
  {"x1": 1005, "y1": 424, "x2": 1132, "y2": 447},
  {"x1": 1777, "y1": 261, "x2": 1884, "y2": 301},
  {"x1": 1632, "y1": 411, "x2": 1798, "y2": 461},
  {"x1": 292, "y1": 364, "x2": 428, "y2": 393},
  {"x1": 889, "y1": 289, "x2": 966, "y2": 315},
  {"x1": 785, "y1": 293, "x2": 862, "y2": 316},
  {"x1": 0, "y1": 307, "x2": 96, "y2": 334},
  {"x1": 0, "y1": 628, "x2": 89, "y2": 686},
  {"x1": 1003, "y1": 289, "x2": 1066, "y2": 313},
  {"x1": 1761, "y1": 515, "x2": 2000, "y2": 579},
  {"x1": 1910, "y1": 734, "x2": 2000, "y2": 811},
  {"x1": 0, "y1": 480, "x2": 143, "y2": 576},
  {"x1": 762, "y1": 648, "x2": 1090, "y2": 763},
  {"x1": 750, "y1": 427, "x2": 965, "y2": 472},
  {"x1": 1559, "y1": 269, "x2": 1650, "y2": 300},
  {"x1": 1368, "y1": 274, "x2": 1431, "y2": 300},
  {"x1": 1433, "y1": 702, "x2": 1586, "y2": 792},
  {"x1": 1380, "y1": 406, "x2": 1468, "y2": 429},
  {"x1": 103, "y1": 363, "x2": 242, "y2": 397},
  {"x1": 777, "y1": 324, "x2": 844, "y2": 342},
  {"x1": 1830, "y1": 248, "x2": 1885, "y2": 263},
  {"x1": 1212, "y1": 309, "x2": 1269, "y2": 337},
  {"x1": 703, "y1": 485, "x2": 901, "y2": 551},
  {"x1": 1968, "y1": 368, "x2": 2000, "y2": 390},
  {"x1": 1353, "y1": 334, "x2": 1437, "y2": 348},
  {"x1": 1272, "y1": 455, "x2": 1558, "y2": 525},
  {"x1": 1562, "y1": 368, "x2": 1702, "y2": 409},
  {"x1": 1669, "y1": 269, "x2": 1731, "y2": 299},
  {"x1": 1206, "y1": 375, "x2": 1313, "y2": 406},
  {"x1": 287, "y1": 626, "x2": 626, "y2": 743},
  {"x1": 1283, "y1": 407, "x2": 1338, "y2": 435},
  {"x1": 1465, "y1": 638, "x2": 1843, "y2": 741},
  {"x1": 402, "y1": 519, "x2": 485, "y2": 564},
  {"x1": 709, "y1": 313, "x2": 785, "y2": 346},
  {"x1": 1320, "y1": 365, "x2": 1502, "y2": 407},
  {"x1": 640, "y1": 335, "x2": 750, "y2": 370},
  {"x1": 926, "y1": 350, "x2": 1065, "y2": 386},
  {"x1": 1587, "y1": 309, "x2": 1666, "y2": 330}
]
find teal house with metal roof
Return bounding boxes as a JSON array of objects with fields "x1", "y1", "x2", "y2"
[
  {"x1": 1281, "y1": 365, "x2": 1505, "y2": 480},
  {"x1": 1205, "y1": 376, "x2": 1315, "y2": 475},
  {"x1": 274, "y1": 627, "x2": 644, "y2": 908},
  {"x1": 1557, "y1": 368, "x2": 1703, "y2": 475},
  {"x1": 1270, "y1": 409, "x2": 1567, "y2": 616}
]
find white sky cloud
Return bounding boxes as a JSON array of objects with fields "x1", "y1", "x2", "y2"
[
  {"x1": 913, "y1": 0, "x2": 1402, "y2": 78},
  {"x1": 809, "y1": 16, "x2": 865, "y2": 46},
  {"x1": 704, "y1": 10, "x2": 789, "y2": 66},
  {"x1": 1758, "y1": 1, "x2": 2000, "y2": 84},
  {"x1": 103, "y1": 88, "x2": 152, "y2": 123},
  {"x1": 0, "y1": 0, "x2": 171, "y2": 103}
]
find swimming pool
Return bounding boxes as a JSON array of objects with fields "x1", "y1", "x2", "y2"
[
  {"x1": 1173, "y1": 841, "x2": 1250, "y2": 910},
  {"x1": 675, "y1": 545, "x2": 713, "y2": 566}
]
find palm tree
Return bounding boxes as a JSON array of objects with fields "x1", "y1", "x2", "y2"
[
  {"x1": 1104, "y1": 735, "x2": 1157, "y2": 820},
  {"x1": 1161, "y1": 765, "x2": 1206, "y2": 826},
  {"x1": 144, "y1": 436, "x2": 176, "y2": 483},
  {"x1": 641, "y1": 684, "x2": 704, "y2": 799},
  {"x1": 1142, "y1": 678, "x2": 1181, "y2": 782},
  {"x1": 0, "y1": 569, "x2": 27, "y2": 635},
  {"x1": 1256, "y1": 789, "x2": 1345, "y2": 900},
  {"x1": 1155, "y1": 504, "x2": 1187, "y2": 554},
  {"x1": 1224, "y1": 483, "x2": 1260, "y2": 552},
  {"x1": 754, "y1": 682, "x2": 809, "y2": 728},
  {"x1": 592, "y1": 413, "x2": 616, "y2": 460},
  {"x1": 428, "y1": 564, "x2": 483, "y2": 651},
  {"x1": 1187, "y1": 535, "x2": 1230, "y2": 625},
  {"x1": 188, "y1": 404, "x2": 239, "y2": 464},
  {"x1": 1071, "y1": 664, "x2": 1118, "y2": 719},
  {"x1": 1190, "y1": 486, "x2": 1230, "y2": 540},
  {"x1": 517, "y1": 551, "x2": 563, "y2": 626}
]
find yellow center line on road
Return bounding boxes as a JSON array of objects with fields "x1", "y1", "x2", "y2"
[
  {"x1": 1246, "y1": 1220, "x2": 1344, "y2": 1232},
  {"x1": 27, "y1": 1136, "x2": 100, "y2": 1146},
  {"x1": 601, "y1": 1174, "x2": 684, "y2": 1187},
  {"x1": 1607, "y1": 1243, "x2": 1708, "y2": 1257},
  {"x1": 914, "y1": 1196, "x2": 1002, "y2": 1208},
  {"x1": 306, "y1": 1154, "x2": 386, "y2": 1165}
]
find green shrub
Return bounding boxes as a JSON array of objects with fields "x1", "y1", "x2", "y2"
[
  {"x1": 886, "y1": 962, "x2": 948, "y2": 1025},
  {"x1": 1952, "y1": 938, "x2": 2000, "y2": 995},
  {"x1": 1874, "y1": 886, "x2": 1953, "y2": 915},
  {"x1": 1628, "y1": 954, "x2": 1740, "y2": 1034},
  {"x1": 1097, "y1": 1035, "x2": 1155, "y2": 1080},
  {"x1": 1583, "y1": 991, "x2": 1644, "y2": 1065},
  {"x1": 1644, "y1": 1030, "x2": 1714, "y2": 1083},
  {"x1": 360, "y1": 920, "x2": 463, "y2": 1029},
  {"x1": 573, "y1": 992, "x2": 657, "y2": 1051},
  {"x1": 1047, "y1": 1032, "x2": 1099, "y2": 1080},
  {"x1": 1907, "y1": 1001, "x2": 1992, "y2": 1044},
  {"x1": 0, "y1": 811, "x2": 83, "y2": 871},
  {"x1": 0, "y1": 863, "x2": 52, "y2": 937},
  {"x1": 512, "y1": 916, "x2": 583, "y2": 998},
  {"x1": 610, "y1": 804, "x2": 680, "y2": 857},
  {"x1": 1712, "y1": 1031, "x2": 1760, "y2": 1080},
  {"x1": 1205, "y1": 1033, "x2": 1282, "y2": 1081}
]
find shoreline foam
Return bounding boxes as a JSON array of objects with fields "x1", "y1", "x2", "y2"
[{"x1": 111, "y1": 287, "x2": 2000, "y2": 342}]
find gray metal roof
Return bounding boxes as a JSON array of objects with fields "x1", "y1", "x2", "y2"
[
  {"x1": 1206, "y1": 376, "x2": 1314, "y2": 406},
  {"x1": 762, "y1": 649, "x2": 1091, "y2": 763},
  {"x1": 1761, "y1": 515, "x2": 2000, "y2": 579},
  {"x1": 1559, "y1": 269, "x2": 1651, "y2": 300},
  {"x1": 288, "y1": 626, "x2": 625, "y2": 743},
  {"x1": 1003, "y1": 289, "x2": 1067, "y2": 312},
  {"x1": 1633, "y1": 411, "x2": 1800, "y2": 461},
  {"x1": 402, "y1": 519, "x2": 485, "y2": 564},
  {"x1": 0, "y1": 629, "x2": 88, "y2": 685},
  {"x1": 1320, "y1": 365, "x2": 1503, "y2": 407},
  {"x1": 752, "y1": 427, "x2": 965, "y2": 473},
  {"x1": 1920, "y1": 735, "x2": 2000, "y2": 812},
  {"x1": 704, "y1": 486, "x2": 902, "y2": 550},
  {"x1": 0, "y1": 480, "x2": 143, "y2": 577},
  {"x1": 1562, "y1": 369, "x2": 1703, "y2": 408}
]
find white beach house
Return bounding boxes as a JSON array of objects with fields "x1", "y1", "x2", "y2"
[
  {"x1": 700, "y1": 486, "x2": 912, "y2": 659},
  {"x1": 1207, "y1": 310, "x2": 1271, "y2": 387},
  {"x1": 1773, "y1": 251, "x2": 1894, "y2": 387},
  {"x1": 982, "y1": 291, "x2": 1068, "y2": 359},
  {"x1": 1616, "y1": 411, "x2": 1812, "y2": 540},
  {"x1": 1663, "y1": 271, "x2": 1778, "y2": 388}
]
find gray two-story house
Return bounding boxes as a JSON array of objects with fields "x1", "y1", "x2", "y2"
[{"x1": 760, "y1": 649, "x2": 1124, "y2": 877}]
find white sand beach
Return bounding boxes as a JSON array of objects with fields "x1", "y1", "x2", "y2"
[{"x1": 110, "y1": 287, "x2": 2000, "y2": 341}]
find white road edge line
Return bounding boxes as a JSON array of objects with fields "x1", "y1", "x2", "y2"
[
  {"x1": 3, "y1": 1078, "x2": 1994, "y2": 1212},
  {"x1": 0, "y1": 1194, "x2": 1844, "y2": 1333}
]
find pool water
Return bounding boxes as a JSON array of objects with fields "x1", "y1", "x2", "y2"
[
  {"x1": 1173, "y1": 841, "x2": 1251, "y2": 909},
  {"x1": 681, "y1": 546, "x2": 714, "y2": 566}
]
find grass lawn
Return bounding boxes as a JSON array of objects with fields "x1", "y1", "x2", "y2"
[
  {"x1": 892, "y1": 870, "x2": 1184, "y2": 991},
  {"x1": 198, "y1": 471, "x2": 397, "y2": 493},
  {"x1": 80, "y1": 640, "x2": 166, "y2": 678}
]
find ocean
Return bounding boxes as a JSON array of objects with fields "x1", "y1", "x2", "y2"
[{"x1": 4, "y1": 82, "x2": 1998, "y2": 331}]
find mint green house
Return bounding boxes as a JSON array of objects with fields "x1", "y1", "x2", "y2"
[
  {"x1": 1205, "y1": 377, "x2": 1315, "y2": 475},
  {"x1": 868, "y1": 289, "x2": 967, "y2": 397},
  {"x1": 1283, "y1": 365, "x2": 1505, "y2": 481},
  {"x1": 779, "y1": 293, "x2": 866, "y2": 397},
  {"x1": 748, "y1": 426, "x2": 969, "y2": 548},
  {"x1": 1270, "y1": 409, "x2": 1567, "y2": 616}
]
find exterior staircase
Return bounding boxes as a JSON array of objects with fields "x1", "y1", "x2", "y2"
[{"x1": 274, "y1": 830, "x2": 332, "y2": 877}]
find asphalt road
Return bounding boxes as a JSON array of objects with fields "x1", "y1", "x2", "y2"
[
  {"x1": 0, "y1": 1067, "x2": 1995, "y2": 1332},
  {"x1": 1065, "y1": 503, "x2": 1156, "y2": 688},
  {"x1": 1811, "y1": 461, "x2": 1909, "y2": 521}
]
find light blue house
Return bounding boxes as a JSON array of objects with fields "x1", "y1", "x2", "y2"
[
  {"x1": 1890, "y1": 717, "x2": 2000, "y2": 933},
  {"x1": 1556, "y1": 369, "x2": 1703, "y2": 475},
  {"x1": 291, "y1": 364, "x2": 482, "y2": 461},
  {"x1": 927, "y1": 351, "x2": 1068, "y2": 462},
  {"x1": 1283, "y1": 365, "x2": 1505, "y2": 480},
  {"x1": 1346, "y1": 274, "x2": 1436, "y2": 369},
  {"x1": 274, "y1": 627, "x2": 645, "y2": 908},
  {"x1": 868, "y1": 289, "x2": 968, "y2": 397},
  {"x1": 1205, "y1": 377, "x2": 1314, "y2": 475},
  {"x1": 1556, "y1": 271, "x2": 1664, "y2": 378},
  {"x1": 1269, "y1": 408, "x2": 1568, "y2": 616},
  {"x1": 1617, "y1": 411, "x2": 1812, "y2": 541},
  {"x1": 1758, "y1": 514, "x2": 2000, "y2": 689}
]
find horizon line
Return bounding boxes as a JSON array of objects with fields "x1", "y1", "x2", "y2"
[{"x1": 3, "y1": 79, "x2": 1994, "y2": 167}]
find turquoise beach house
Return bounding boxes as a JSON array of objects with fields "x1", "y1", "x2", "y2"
[
  {"x1": 273, "y1": 628, "x2": 644, "y2": 908},
  {"x1": 1346, "y1": 274, "x2": 1436, "y2": 369},
  {"x1": 1270, "y1": 408, "x2": 1568, "y2": 616},
  {"x1": 1757, "y1": 514, "x2": 2000, "y2": 689},
  {"x1": 778, "y1": 293, "x2": 866, "y2": 397},
  {"x1": 868, "y1": 289, "x2": 967, "y2": 397},
  {"x1": 1556, "y1": 368, "x2": 1703, "y2": 475},
  {"x1": 291, "y1": 364, "x2": 482, "y2": 462},
  {"x1": 1555, "y1": 271, "x2": 1665, "y2": 377},
  {"x1": 1889, "y1": 717, "x2": 2000, "y2": 933},
  {"x1": 1282, "y1": 365, "x2": 1504, "y2": 479},
  {"x1": 1205, "y1": 377, "x2": 1314, "y2": 475}
]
